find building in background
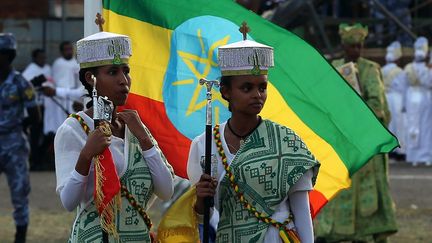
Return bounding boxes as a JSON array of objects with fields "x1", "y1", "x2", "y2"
[
  {"x1": 0, "y1": 0, "x2": 84, "y2": 70},
  {"x1": 2, "y1": 0, "x2": 432, "y2": 69}
]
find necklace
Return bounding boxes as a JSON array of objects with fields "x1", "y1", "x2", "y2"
[{"x1": 227, "y1": 116, "x2": 262, "y2": 146}]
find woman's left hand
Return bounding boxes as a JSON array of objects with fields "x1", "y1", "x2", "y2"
[{"x1": 117, "y1": 110, "x2": 153, "y2": 150}]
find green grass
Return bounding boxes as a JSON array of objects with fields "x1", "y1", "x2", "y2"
[
  {"x1": 388, "y1": 208, "x2": 432, "y2": 243},
  {"x1": 0, "y1": 210, "x2": 75, "y2": 243},
  {"x1": 0, "y1": 207, "x2": 431, "y2": 242}
]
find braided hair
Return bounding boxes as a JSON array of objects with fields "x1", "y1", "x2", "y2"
[
  {"x1": 78, "y1": 67, "x2": 98, "y2": 108},
  {"x1": 220, "y1": 75, "x2": 233, "y2": 112}
]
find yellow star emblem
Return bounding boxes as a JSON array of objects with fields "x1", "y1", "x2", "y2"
[{"x1": 171, "y1": 29, "x2": 229, "y2": 124}]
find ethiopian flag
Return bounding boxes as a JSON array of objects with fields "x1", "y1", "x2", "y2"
[{"x1": 102, "y1": 0, "x2": 398, "y2": 215}]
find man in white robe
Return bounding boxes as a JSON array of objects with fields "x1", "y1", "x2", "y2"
[
  {"x1": 382, "y1": 41, "x2": 405, "y2": 158},
  {"x1": 22, "y1": 49, "x2": 52, "y2": 106},
  {"x1": 397, "y1": 37, "x2": 432, "y2": 166},
  {"x1": 42, "y1": 41, "x2": 85, "y2": 135}
]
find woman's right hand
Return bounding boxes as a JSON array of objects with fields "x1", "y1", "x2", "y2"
[
  {"x1": 82, "y1": 125, "x2": 112, "y2": 159},
  {"x1": 75, "y1": 124, "x2": 112, "y2": 176},
  {"x1": 194, "y1": 174, "x2": 217, "y2": 214}
]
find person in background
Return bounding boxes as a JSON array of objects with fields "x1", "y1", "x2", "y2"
[
  {"x1": 22, "y1": 49, "x2": 52, "y2": 170},
  {"x1": 41, "y1": 41, "x2": 85, "y2": 168},
  {"x1": 315, "y1": 23, "x2": 398, "y2": 243},
  {"x1": 0, "y1": 33, "x2": 41, "y2": 243},
  {"x1": 381, "y1": 41, "x2": 405, "y2": 160},
  {"x1": 397, "y1": 37, "x2": 432, "y2": 167},
  {"x1": 43, "y1": 41, "x2": 85, "y2": 135}
]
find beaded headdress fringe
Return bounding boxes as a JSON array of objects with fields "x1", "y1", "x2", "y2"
[{"x1": 218, "y1": 47, "x2": 274, "y2": 69}]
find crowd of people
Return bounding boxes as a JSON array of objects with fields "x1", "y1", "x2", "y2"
[
  {"x1": 383, "y1": 37, "x2": 432, "y2": 167},
  {"x1": 315, "y1": 23, "x2": 397, "y2": 243},
  {"x1": 0, "y1": 7, "x2": 430, "y2": 243},
  {"x1": 19, "y1": 41, "x2": 85, "y2": 171}
]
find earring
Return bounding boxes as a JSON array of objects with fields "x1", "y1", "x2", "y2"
[
  {"x1": 91, "y1": 75, "x2": 97, "y2": 97},
  {"x1": 91, "y1": 74, "x2": 97, "y2": 85}
]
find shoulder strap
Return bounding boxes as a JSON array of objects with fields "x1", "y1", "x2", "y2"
[{"x1": 69, "y1": 114, "x2": 90, "y2": 135}]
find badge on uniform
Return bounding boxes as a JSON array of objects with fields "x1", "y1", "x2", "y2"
[
  {"x1": 337, "y1": 62, "x2": 362, "y2": 95},
  {"x1": 24, "y1": 88, "x2": 35, "y2": 100}
]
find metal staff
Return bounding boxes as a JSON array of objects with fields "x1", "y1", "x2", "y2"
[
  {"x1": 92, "y1": 75, "x2": 113, "y2": 243},
  {"x1": 199, "y1": 78, "x2": 219, "y2": 243}
]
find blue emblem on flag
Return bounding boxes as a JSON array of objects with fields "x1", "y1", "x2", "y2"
[{"x1": 162, "y1": 16, "x2": 248, "y2": 139}]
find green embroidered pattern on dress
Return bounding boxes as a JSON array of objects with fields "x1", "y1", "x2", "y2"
[{"x1": 217, "y1": 120, "x2": 319, "y2": 243}]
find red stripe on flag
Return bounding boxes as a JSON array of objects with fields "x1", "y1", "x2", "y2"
[
  {"x1": 309, "y1": 189, "x2": 328, "y2": 218},
  {"x1": 121, "y1": 93, "x2": 191, "y2": 178}
]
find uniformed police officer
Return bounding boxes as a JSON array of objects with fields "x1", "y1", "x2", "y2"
[{"x1": 0, "y1": 33, "x2": 41, "y2": 243}]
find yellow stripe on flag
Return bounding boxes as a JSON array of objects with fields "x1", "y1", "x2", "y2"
[
  {"x1": 262, "y1": 83, "x2": 351, "y2": 199},
  {"x1": 103, "y1": 9, "x2": 171, "y2": 102}
]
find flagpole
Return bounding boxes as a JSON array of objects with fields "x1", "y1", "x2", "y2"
[
  {"x1": 84, "y1": 0, "x2": 102, "y2": 37},
  {"x1": 85, "y1": 4, "x2": 107, "y2": 240},
  {"x1": 199, "y1": 78, "x2": 219, "y2": 243}
]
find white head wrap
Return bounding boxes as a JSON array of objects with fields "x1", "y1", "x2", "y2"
[{"x1": 385, "y1": 41, "x2": 402, "y2": 63}]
